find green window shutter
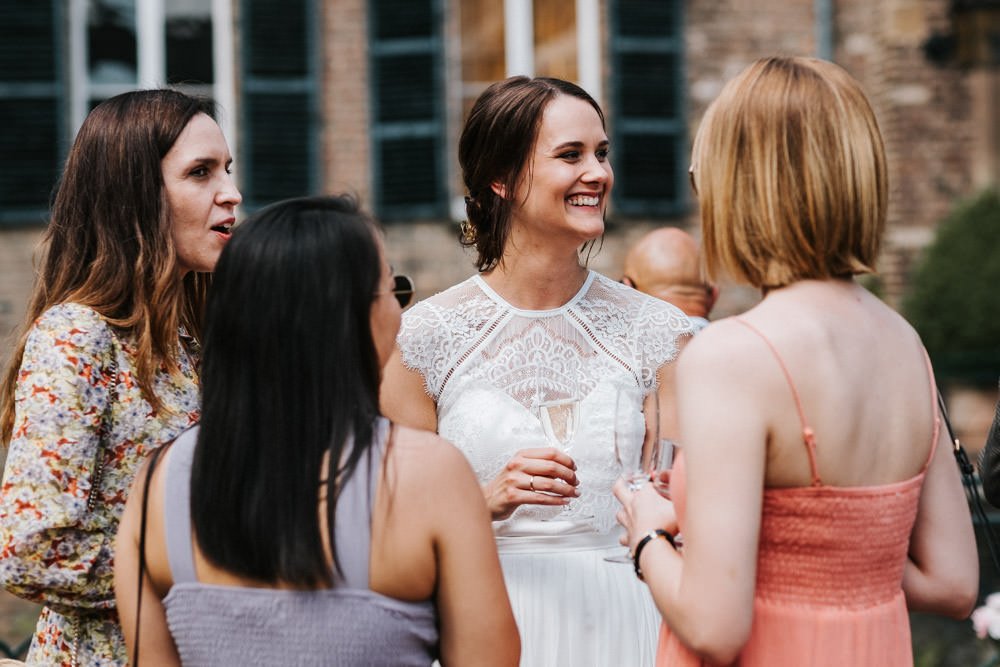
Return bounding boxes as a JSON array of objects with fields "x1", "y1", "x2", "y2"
[
  {"x1": 369, "y1": 0, "x2": 446, "y2": 221},
  {"x1": 610, "y1": 0, "x2": 687, "y2": 216},
  {"x1": 0, "y1": 0, "x2": 64, "y2": 226},
  {"x1": 240, "y1": 0, "x2": 319, "y2": 210}
]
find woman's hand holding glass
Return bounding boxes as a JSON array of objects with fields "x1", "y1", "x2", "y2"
[
  {"x1": 480, "y1": 368, "x2": 585, "y2": 523},
  {"x1": 481, "y1": 448, "x2": 581, "y2": 521},
  {"x1": 613, "y1": 478, "x2": 679, "y2": 556}
]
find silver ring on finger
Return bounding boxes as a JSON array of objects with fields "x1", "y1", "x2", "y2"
[{"x1": 529, "y1": 475, "x2": 536, "y2": 492}]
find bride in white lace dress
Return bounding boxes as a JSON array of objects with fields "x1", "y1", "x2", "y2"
[{"x1": 382, "y1": 76, "x2": 693, "y2": 667}]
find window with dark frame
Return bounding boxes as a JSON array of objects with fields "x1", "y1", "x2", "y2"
[
  {"x1": 609, "y1": 0, "x2": 688, "y2": 217},
  {"x1": 0, "y1": 0, "x2": 63, "y2": 227},
  {"x1": 240, "y1": 0, "x2": 320, "y2": 211},
  {"x1": 369, "y1": 0, "x2": 447, "y2": 222}
]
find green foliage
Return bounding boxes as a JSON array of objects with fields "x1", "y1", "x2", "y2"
[
  {"x1": 902, "y1": 189, "x2": 1000, "y2": 387},
  {"x1": 858, "y1": 273, "x2": 885, "y2": 301}
]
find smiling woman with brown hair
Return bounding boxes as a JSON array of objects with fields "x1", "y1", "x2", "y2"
[{"x1": 382, "y1": 76, "x2": 694, "y2": 666}]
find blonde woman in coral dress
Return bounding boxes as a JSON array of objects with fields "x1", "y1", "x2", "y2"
[{"x1": 614, "y1": 56, "x2": 979, "y2": 666}]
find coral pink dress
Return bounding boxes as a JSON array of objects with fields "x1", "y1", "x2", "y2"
[{"x1": 657, "y1": 318, "x2": 939, "y2": 667}]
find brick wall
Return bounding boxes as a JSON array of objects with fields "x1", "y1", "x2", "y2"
[
  {"x1": 684, "y1": 0, "x2": 991, "y2": 308},
  {"x1": 0, "y1": 0, "x2": 995, "y2": 359},
  {"x1": 323, "y1": 0, "x2": 372, "y2": 204},
  {"x1": 0, "y1": 228, "x2": 42, "y2": 370}
]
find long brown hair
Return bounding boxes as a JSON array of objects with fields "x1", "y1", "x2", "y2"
[{"x1": 1, "y1": 89, "x2": 217, "y2": 445}]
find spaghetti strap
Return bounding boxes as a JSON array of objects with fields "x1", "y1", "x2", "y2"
[
  {"x1": 921, "y1": 347, "x2": 941, "y2": 472},
  {"x1": 732, "y1": 317, "x2": 822, "y2": 486}
]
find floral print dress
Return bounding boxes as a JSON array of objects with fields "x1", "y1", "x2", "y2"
[{"x1": 0, "y1": 303, "x2": 201, "y2": 666}]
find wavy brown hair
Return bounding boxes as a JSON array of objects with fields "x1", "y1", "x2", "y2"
[{"x1": 1, "y1": 89, "x2": 217, "y2": 445}]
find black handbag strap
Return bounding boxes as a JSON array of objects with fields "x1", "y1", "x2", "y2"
[
  {"x1": 938, "y1": 390, "x2": 1000, "y2": 574},
  {"x1": 133, "y1": 442, "x2": 169, "y2": 667}
]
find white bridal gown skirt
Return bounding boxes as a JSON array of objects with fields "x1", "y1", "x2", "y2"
[{"x1": 496, "y1": 531, "x2": 659, "y2": 667}]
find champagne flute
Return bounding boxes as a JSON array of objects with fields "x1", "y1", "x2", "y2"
[
  {"x1": 534, "y1": 369, "x2": 581, "y2": 515},
  {"x1": 605, "y1": 386, "x2": 660, "y2": 563},
  {"x1": 652, "y1": 438, "x2": 684, "y2": 548},
  {"x1": 538, "y1": 398, "x2": 581, "y2": 450},
  {"x1": 537, "y1": 369, "x2": 580, "y2": 451},
  {"x1": 653, "y1": 438, "x2": 676, "y2": 498}
]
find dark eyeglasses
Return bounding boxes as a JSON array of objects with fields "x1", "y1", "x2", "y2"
[
  {"x1": 688, "y1": 164, "x2": 698, "y2": 198},
  {"x1": 388, "y1": 274, "x2": 414, "y2": 308}
]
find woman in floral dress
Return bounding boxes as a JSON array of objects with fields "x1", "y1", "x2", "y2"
[{"x1": 0, "y1": 89, "x2": 241, "y2": 666}]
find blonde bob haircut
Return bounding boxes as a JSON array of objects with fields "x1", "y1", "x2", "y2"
[{"x1": 692, "y1": 56, "x2": 887, "y2": 290}]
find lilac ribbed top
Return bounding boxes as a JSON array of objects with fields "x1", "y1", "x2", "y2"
[{"x1": 160, "y1": 421, "x2": 439, "y2": 666}]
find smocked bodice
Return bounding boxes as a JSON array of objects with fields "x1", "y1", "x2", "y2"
[{"x1": 755, "y1": 476, "x2": 922, "y2": 607}]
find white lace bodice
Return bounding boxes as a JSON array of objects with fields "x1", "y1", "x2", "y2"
[{"x1": 397, "y1": 271, "x2": 693, "y2": 536}]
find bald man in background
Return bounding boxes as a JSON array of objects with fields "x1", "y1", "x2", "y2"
[{"x1": 622, "y1": 227, "x2": 718, "y2": 332}]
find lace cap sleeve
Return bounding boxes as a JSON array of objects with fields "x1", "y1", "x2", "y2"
[
  {"x1": 395, "y1": 277, "x2": 497, "y2": 401},
  {"x1": 578, "y1": 275, "x2": 695, "y2": 392},
  {"x1": 635, "y1": 290, "x2": 695, "y2": 373},
  {"x1": 396, "y1": 299, "x2": 450, "y2": 399}
]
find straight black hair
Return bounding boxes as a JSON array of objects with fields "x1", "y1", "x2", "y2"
[{"x1": 190, "y1": 195, "x2": 383, "y2": 586}]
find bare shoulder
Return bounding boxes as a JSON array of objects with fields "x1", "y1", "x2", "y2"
[
  {"x1": 386, "y1": 424, "x2": 478, "y2": 489},
  {"x1": 677, "y1": 317, "x2": 766, "y2": 375}
]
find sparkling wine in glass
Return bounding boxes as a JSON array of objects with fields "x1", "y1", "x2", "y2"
[{"x1": 538, "y1": 398, "x2": 581, "y2": 450}]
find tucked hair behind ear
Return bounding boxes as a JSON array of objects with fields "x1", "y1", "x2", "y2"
[
  {"x1": 693, "y1": 56, "x2": 887, "y2": 289},
  {"x1": 190, "y1": 195, "x2": 384, "y2": 587},
  {"x1": 459, "y1": 76, "x2": 606, "y2": 271}
]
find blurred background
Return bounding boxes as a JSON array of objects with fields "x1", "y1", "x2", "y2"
[{"x1": 1, "y1": 0, "x2": 999, "y2": 663}]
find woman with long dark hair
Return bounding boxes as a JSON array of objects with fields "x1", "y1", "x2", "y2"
[
  {"x1": 114, "y1": 195, "x2": 518, "y2": 666},
  {"x1": 0, "y1": 89, "x2": 240, "y2": 665}
]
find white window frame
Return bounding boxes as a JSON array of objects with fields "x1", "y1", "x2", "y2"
[
  {"x1": 502, "y1": 0, "x2": 603, "y2": 104},
  {"x1": 66, "y1": 0, "x2": 236, "y2": 162}
]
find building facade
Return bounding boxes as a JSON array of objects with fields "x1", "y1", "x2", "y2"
[{"x1": 1, "y1": 0, "x2": 998, "y2": 363}]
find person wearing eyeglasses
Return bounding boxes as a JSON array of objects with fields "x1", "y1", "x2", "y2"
[
  {"x1": 621, "y1": 227, "x2": 718, "y2": 333},
  {"x1": 381, "y1": 77, "x2": 694, "y2": 666},
  {"x1": 113, "y1": 195, "x2": 518, "y2": 666},
  {"x1": 614, "y1": 56, "x2": 977, "y2": 667}
]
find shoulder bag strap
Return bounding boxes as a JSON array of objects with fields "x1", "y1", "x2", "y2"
[
  {"x1": 132, "y1": 442, "x2": 169, "y2": 667},
  {"x1": 86, "y1": 350, "x2": 118, "y2": 513},
  {"x1": 938, "y1": 390, "x2": 1000, "y2": 574}
]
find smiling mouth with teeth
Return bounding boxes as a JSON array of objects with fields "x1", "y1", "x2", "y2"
[
  {"x1": 211, "y1": 222, "x2": 233, "y2": 234},
  {"x1": 567, "y1": 195, "x2": 600, "y2": 207}
]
